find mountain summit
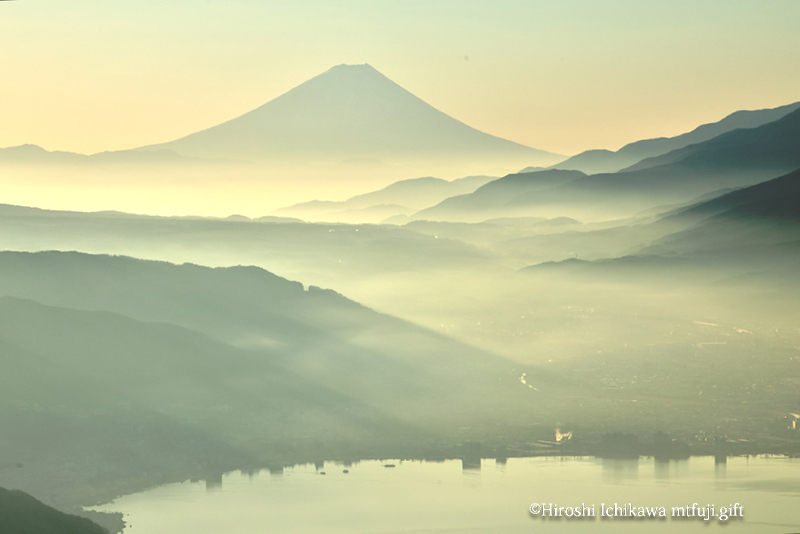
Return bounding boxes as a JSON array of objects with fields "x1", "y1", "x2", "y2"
[{"x1": 140, "y1": 64, "x2": 562, "y2": 170}]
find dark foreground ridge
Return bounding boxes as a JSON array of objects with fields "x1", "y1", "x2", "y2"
[{"x1": 0, "y1": 487, "x2": 108, "y2": 534}]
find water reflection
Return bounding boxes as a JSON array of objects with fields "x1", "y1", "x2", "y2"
[
  {"x1": 654, "y1": 458, "x2": 670, "y2": 480},
  {"x1": 461, "y1": 458, "x2": 481, "y2": 471},
  {"x1": 715, "y1": 455, "x2": 727, "y2": 479},
  {"x1": 462, "y1": 461, "x2": 481, "y2": 487},
  {"x1": 495, "y1": 445, "x2": 507, "y2": 468},
  {"x1": 652, "y1": 458, "x2": 690, "y2": 481},
  {"x1": 205, "y1": 472, "x2": 223, "y2": 491},
  {"x1": 459, "y1": 440, "x2": 482, "y2": 474},
  {"x1": 495, "y1": 457, "x2": 506, "y2": 474},
  {"x1": 601, "y1": 458, "x2": 639, "y2": 483},
  {"x1": 241, "y1": 468, "x2": 260, "y2": 480},
  {"x1": 269, "y1": 466, "x2": 284, "y2": 477}
]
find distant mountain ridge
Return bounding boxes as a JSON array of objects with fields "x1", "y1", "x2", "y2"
[
  {"x1": 623, "y1": 107, "x2": 800, "y2": 173},
  {"x1": 640, "y1": 167, "x2": 800, "y2": 257},
  {"x1": 672, "y1": 167, "x2": 800, "y2": 221},
  {"x1": 273, "y1": 174, "x2": 495, "y2": 223},
  {"x1": 521, "y1": 168, "x2": 800, "y2": 278},
  {"x1": 552, "y1": 101, "x2": 800, "y2": 174},
  {"x1": 409, "y1": 169, "x2": 585, "y2": 222},
  {"x1": 0, "y1": 143, "x2": 218, "y2": 165},
  {"x1": 485, "y1": 107, "x2": 800, "y2": 220},
  {"x1": 140, "y1": 64, "x2": 562, "y2": 168}
]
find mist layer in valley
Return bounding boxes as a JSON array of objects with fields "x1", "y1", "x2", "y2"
[
  {"x1": 0, "y1": 65, "x2": 561, "y2": 218},
  {"x1": 1, "y1": 72, "x2": 799, "y2": 532}
]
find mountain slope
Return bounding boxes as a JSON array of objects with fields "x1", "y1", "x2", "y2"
[
  {"x1": 0, "y1": 204, "x2": 493, "y2": 289},
  {"x1": 0, "y1": 296, "x2": 434, "y2": 523},
  {"x1": 624, "y1": 107, "x2": 800, "y2": 173},
  {"x1": 0, "y1": 487, "x2": 108, "y2": 534},
  {"x1": 641, "y1": 168, "x2": 800, "y2": 257},
  {"x1": 0, "y1": 252, "x2": 542, "y2": 427},
  {"x1": 0, "y1": 296, "x2": 420, "y2": 446},
  {"x1": 140, "y1": 64, "x2": 562, "y2": 168},
  {"x1": 552, "y1": 101, "x2": 800, "y2": 174},
  {"x1": 411, "y1": 169, "x2": 585, "y2": 222},
  {"x1": 273, "y1": 175, "x2": 495, "y2": 223},
  {"x1": 522, "y1": 169, "x2": 800, "y2": 281},
  {"x1": 491, "y1": 107, "x2": 800, "y2": 220}
]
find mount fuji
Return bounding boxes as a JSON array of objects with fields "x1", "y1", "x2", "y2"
[{"x1": 139, "y1": 64, "x2": 562, "y2": 170}]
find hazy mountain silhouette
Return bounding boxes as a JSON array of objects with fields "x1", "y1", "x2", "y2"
[
  {"x1": 288, "y1": 203, "x2": 415, "y2": 224},
  {"x1": 622, "y1": 107, "x2": 800, "y2": 173},
  {"x1": 479, "y1": 107, "x2": 800, "y2": 220},
  {"x1": 411, "y1": 169, "x2": 585, "y2": 222},
  {"x1": 140, "y1": 64, "x2": 562, "y2": 168},
  {"x1": 400, "y1": 217, "x2": 582, "y2": 257},
  {"x1": 0, "y1": 265, "x2": 563, "y2": 526},
  {"x1": 0, "y1": 204, "x2": 493, "y2": 289},
  {"x1": 483, "y1": 190, "x2": 742, "y2": 267},
  {"x1": 641, "y1": 168, "x2": 800, "y2": 257},
  {"x1": 664, "y1": 168, "x2": 800, "y2": 222},
  {"x1": 0, "y1": 487, "x2": 108, "y2": 534},
  {"x1": 0, "y1": 252, "x2": 543, "y2": 427},
  {"x1": 0, "y1": 144, "x2": 216, "y2": 166},
  {"x1": 0, "y1": 296, "x2": 417, "y2": 523},
  {"x1": 522, "y1": 169, "x2": 800, "y2": 281},
  {"x1": 552, "y1": 101, "x2": 800, "y2": 174},
  {"x1": 0, "y1": 296, "x2": 422, "y2": 448},
  {"x1": 273, "y1": 174, "x2": 494, "y2": 223}
]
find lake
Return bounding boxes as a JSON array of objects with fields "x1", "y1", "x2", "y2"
[{"x1": 92, "y1": 455, "x2": 800, "y2": 533}]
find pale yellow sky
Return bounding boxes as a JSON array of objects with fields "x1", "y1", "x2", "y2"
[{"x1": 1, "y1": 0, "x2": 799, "y2": 157}]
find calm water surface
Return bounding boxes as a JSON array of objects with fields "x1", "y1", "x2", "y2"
[{"x1": 92, "y1": 456, "x2": 800, "y2": 533}]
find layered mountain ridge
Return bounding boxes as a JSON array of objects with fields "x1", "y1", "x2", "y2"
[{"x1": 552, "y1": 101, "x2": 800, "y2": 174}]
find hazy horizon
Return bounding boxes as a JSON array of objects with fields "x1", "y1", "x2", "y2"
[
  {"x1": 2, "y1": 1, "x2": 800, "y2": 157},
  {"x1": 1, "y1": 62, "x2": 797, "y2": 218}
]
